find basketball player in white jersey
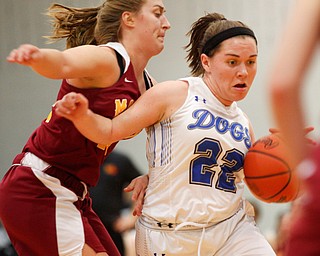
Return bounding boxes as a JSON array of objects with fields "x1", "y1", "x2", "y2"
[{"x1": 55, "y1": 12, "x2": 275, "y2": 256}]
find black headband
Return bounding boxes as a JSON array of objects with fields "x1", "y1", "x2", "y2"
[{"x1": 202, "y1": 27, "x2": 257, "y2": 55}]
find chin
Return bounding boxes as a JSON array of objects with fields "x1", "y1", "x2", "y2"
[
  {"x1": 236, "y1": 96, "x2": 247, "y2": 102},
  {"x1": 154, "y1": 45, "x2": 164, "y2": 55}
]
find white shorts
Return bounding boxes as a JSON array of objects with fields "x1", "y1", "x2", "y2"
[{"x1": 135, "y1": 201, "x2": 275, "y2": 256}]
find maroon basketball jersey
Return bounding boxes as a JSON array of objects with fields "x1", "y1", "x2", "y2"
[{"x1": 23, "y1": 43, "x2": 148, "y2": 186}]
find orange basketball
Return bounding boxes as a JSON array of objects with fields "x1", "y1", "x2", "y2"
[{"x1": 244, "y1": 133, "x2": 300, "y2": 203}]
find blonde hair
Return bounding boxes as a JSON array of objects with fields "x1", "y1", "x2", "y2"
[{"x1": 45, "y1": 0, "x2": 146, "y2": 48}]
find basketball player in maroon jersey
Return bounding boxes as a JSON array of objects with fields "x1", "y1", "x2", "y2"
[
  {"x1": 269, "y1": 0, "x2": 320, "y2": 255},
  {"x1": 0, "y1": 1, "x2": 170, "y2": 255}
]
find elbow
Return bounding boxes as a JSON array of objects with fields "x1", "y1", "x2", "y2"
[
  {"x1": 101, "y1": 125, "x2": 117, "y2": 146},
  {"x1": 95, "y1": 135, "x2": 114, "y2": 149}
]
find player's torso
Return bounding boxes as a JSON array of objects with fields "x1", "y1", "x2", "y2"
[
  {"x1": 144, "y1": 77, "x2": 252, "y2": 223},
  {"x1": 24, "y1": 43, "x2": 141, "y2": 186}
]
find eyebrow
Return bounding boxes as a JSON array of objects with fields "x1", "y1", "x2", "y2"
[
  {"x1": 225, "y1": 53, "x2": 258, "y2": 58},
  {"x1": 154, "y1": 5, "x2": 165, "y2": 12}
]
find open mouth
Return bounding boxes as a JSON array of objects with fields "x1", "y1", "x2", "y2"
[{"x1": 234, "y1": 83, "x2": 247, "y2": 88}]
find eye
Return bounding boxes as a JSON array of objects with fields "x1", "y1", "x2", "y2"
[
  {"x1": 247, "y1": 60, "x2": 256, "y2": 65},
  {"x1": 153, "y1": 7, "x2": 164, "y2": 18},
  {"x1": 228, "y1": 60, "x2": 237, "y2": 65}
]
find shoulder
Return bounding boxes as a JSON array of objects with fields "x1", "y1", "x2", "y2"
[
  {"x1": 73, "y1": 45, "x2": 118, "y2": 70},
  {"x1": 138, "y1": 79, "x2": 189, "y2": 106},
  {"x1": 154, "y1": 80, "x2": 189, "y2": 91},
  {"x1": 100, "y1": 43, "x2": 131, "y2": 72},
  {"x1": 145, "y1": 80, "x2": 188, "y2": 102},
  {"x1": 78, "y1": 44, "x2": 115, "y2": 55},
  {"x1": 147, "y1": 80, "x2": 189, "y2": 120},
  {"x1": 100, "y1": 42, "x2": 127, "y2": 56}
]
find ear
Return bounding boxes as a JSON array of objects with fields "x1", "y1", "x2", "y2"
[
  {"x1": 122, "y1": 11, "x2": 135, "y2": 28},
  {"x1": 201, "y1": 53, "x2": 211, "y2": 72}
]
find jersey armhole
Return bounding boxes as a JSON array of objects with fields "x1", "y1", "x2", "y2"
[
  {"x1": 115, "y1": 51, "x2": 125, "y2": 79},
  {"x1": 144, "y1": 71, "x2": 154, "y2": 90}
]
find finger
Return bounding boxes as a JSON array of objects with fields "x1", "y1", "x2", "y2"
[
  {"x1": 132, "y1": 202, "x2": 143, "y2": 216},
  {"x1": 55, "y1": 104, "x2": 72, "y2": 116},
  {"x1": 6, "y1": 50, "x2": 18, "y2": 62},
  {"x1": 123, "y1": 181, "x2": 135, "y2": 193},
  {"x1": 131, "y1": 187, "x2": 139, "y2": 201},
  {"x1": 303, "y1": 126, "x2": 314, "y2": 134},
  {"x1": 64, "y1": 95, "x2": 78, "y2": 110},
  {"x1": 306, "y1": 137, "x2": 317, "y2": 146},
  {"x1": 269, "y1": 128, "x2": 279, "y2": 134},
  {"x1": 54, "y1": 95, "x2": 79, "y2": 116},
  {"x1": 17, "y1": 48, "x2": 31, "y2": 63},
  {"x1": 7, "y1": 49, "x2": 31, "y2": 64},
  {"x1": 269, "y1": 127, "x2": 315, "y2": 136},
  {"x1": 134, "y1": 188, "x2": 145, "y2": 216},
  {"x1": 131, "y1": 181, "x2": 147, "y2": 201},
  {"x1": 58, "y1": 93, "x2": 81, "y2": 111}
]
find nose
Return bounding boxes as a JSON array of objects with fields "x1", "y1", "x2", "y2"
[
  {"x1": 162, "y1": 15, "x2": 171, "y2": 30},
  {"x1": 237, "y1": 63, "x2": 248, "y2": 78}
]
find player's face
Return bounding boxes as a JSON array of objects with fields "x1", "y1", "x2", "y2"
[
  {"x1": 202, "y1": 36, "x2": 258, "y2": 106},
  {"x1": 133, "y1": 0, "x2": 171, "y2": 56}
]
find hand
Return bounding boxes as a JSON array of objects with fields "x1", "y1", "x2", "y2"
[
  {"x1": 54, "y1": 92, "x2": 89, "y2": 122},
  {"x1": 7, "y1": 44, "x2": 42, "y2": 65},
  {"x1": 269, "y1": 126, "x2": 317, "y2": 146},
  {"x1": 124, "y1": 174, "x2": 149, "y2": 216}
]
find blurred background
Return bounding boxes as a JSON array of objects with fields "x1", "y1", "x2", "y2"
[{"x1": 1, "y1": 0, "x2": 320, "y2": 249}]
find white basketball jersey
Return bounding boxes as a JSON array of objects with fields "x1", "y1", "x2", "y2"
[{"x1": 144, "y1": 77, "x2": 252, "y2": 224}]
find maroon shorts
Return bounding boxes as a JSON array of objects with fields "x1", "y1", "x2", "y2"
[
  {"x1": 0, "y1": 152, "x2": 120, "y2": 256},
  {"x1": 285, "y1": 146, "x2": 320, "y2": 256}
]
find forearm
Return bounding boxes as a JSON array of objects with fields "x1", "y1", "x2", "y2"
[
  {"x1": 271, "y1": 85, "x2": 307, "y2": 165},
  {"x1": 73, "y1": 109, "x2": 115, "y2": 146},
  {"x1": 30, "y1": 49, "x2": 67, "y2": 79}
]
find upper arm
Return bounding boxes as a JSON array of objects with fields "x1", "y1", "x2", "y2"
[
  {"x1": 243, "y1": 112, "x2": 255, "y2": 143},
  {"x1": 248, "y1": 121, "x2": 255, "y2": 144},
  {"x1": 61, "y1": 45, "x2": 119, "y2": 85},
  {"x1": 110, "y1": 80, "x2": 188, "y2": 142},
  {"x1": 271, "y1": 0, "x2": 320, "y2": 88}
]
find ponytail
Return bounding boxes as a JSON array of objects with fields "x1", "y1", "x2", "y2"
[{"x1": 45, "y1": 3, "x2": 101, "y2": 48}]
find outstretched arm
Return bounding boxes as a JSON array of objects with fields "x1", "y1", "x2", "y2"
[
  {"x1": 54, "y1": 80, "x2": 187, "y2": 145},
  {"x1": 6, "y1": 44, "x2": 118, "y2": 83},
  {"x1": 269, "y1": 0, "x2": 320, "y2": 165}
]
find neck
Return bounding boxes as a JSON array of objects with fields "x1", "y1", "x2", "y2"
[{"x1": 202, "y1": 76, "x2": 232, "y2": 107}]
